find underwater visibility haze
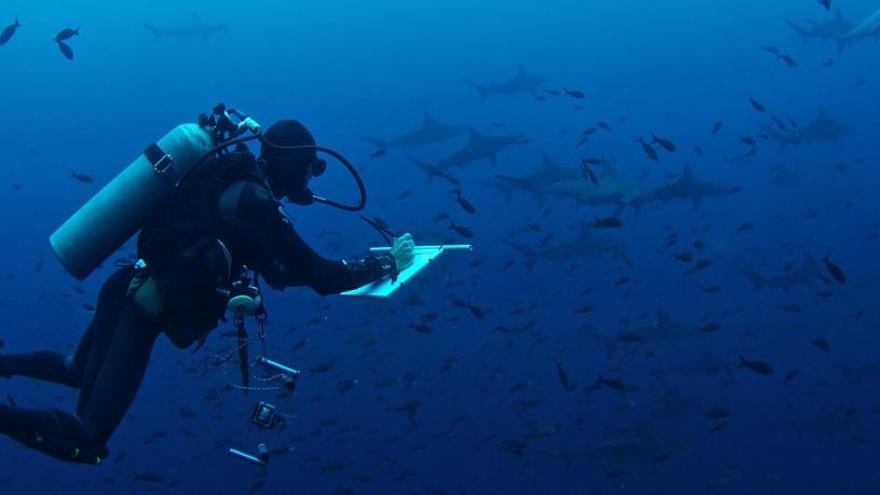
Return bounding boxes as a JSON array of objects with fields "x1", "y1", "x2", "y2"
[{"x1": 1, "y1": 0, "x2": 880, "y2": 493}]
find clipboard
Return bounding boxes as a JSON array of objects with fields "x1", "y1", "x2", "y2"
[{"x1": 340, "y1": 244, "x2": 473, "y2": 298}]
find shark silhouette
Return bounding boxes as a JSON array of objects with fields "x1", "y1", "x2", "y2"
[
  {"x1": 437, "y1": 128, "x2": 529, "y2": 171},
  {"x1": 631, "y1": 166, "x2": 741, "y2": 213},
  {"x1": 362, "y1": 111, "x2": 462, "y2": 152},
  {"x1": 140, "y1": 13, "x2": 227, "y2": 41},
  {"x1": 765, "y1": 107, "x2": 855, "y2": 149},
  {"x1": 461, "y1": 66, "x2": 548, "y2": 101}
]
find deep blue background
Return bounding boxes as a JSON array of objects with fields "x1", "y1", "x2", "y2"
[{"x1": 1, "y1": 0, "x2": 879, "y2": 493}]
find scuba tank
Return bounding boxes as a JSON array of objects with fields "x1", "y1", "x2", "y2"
[
  {"x1": 48, "y1": 104, "x2": 261, "y2": 281},
  {"x1": 49, "y1": 124, "x2": 215, "y2": 280}
]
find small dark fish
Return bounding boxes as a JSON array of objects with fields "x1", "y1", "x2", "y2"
[
  {"x1": 674, "y1": 251, "x2": 694, "y2": 263},
  {"x1": 739, "y1": 355, "x2": 773, "y2": 375},
  {"x1": 711, "y1": 121, "x2": 723, "y2": 135},
  {"x1": 683, "y1": 259, "x2": 712, "y2": 275},
  {"x1": 782, "y1": 368, "x2": 800, "y2": 384},
  {"x1": 572, "y1": 303, "x2": 595, "y2": 315},
  {"x1": 451, "y1": 189, "x2": 476, "y2": 214},
  {"x1": 408, "y1": 322, "x2": 433, "y2": 334},
  {"x1": 651, "y1": 134, "x2": 677, "y2": 152},
  {"x1": 701, "y1": 285, "x2": 722, "y2": 294},
  {"x1": 811, "y1": 338, "x2": 831, "y2": 353},
  {"x1": 597, "y1": 121, "x2": 612, "y2": 131},
  {"x1": 132, "y1": 472, "x2": 164, "y2": 483},
  {"x1": 466, "y1": 303, "x2": 485, "y2": 320},
  {"x1": 771, "y1": 115, "x2": 788, "y2": 131},
  {"x1": 699, "y1": 322, "x2": 721, "y2": 333},
  {"x1": 70, "y1": 171, "x2": 94, "y2": 183},
  {"x1": 55, "y1": 27, "x2": 80, "y2": 42},
  {"x1": 703, "y1": 406, "x2": 729, "y2": 420},
  {"x1": 370, "y1": 148, "x2": 386, "y2": 159},
  {"x1": 618, "y1": 331, "x2": 643, "y2": 343},
  {"x1": 554, "y1": 360, "x2": 574, "y2": 391},
  {"x1": 637, "y1": 137, "x2": 659, "y2": 162},
  {"x1": 761, "y1": 45, "x2": 781, "y2": 56},
  {"x1": 736, "y1": 222, "x2": 755, "y2": 234},
  {"x1": 580, "y1": 162, "x2": 599, "y2": 184},
  {"x1": 779, "y1": 54, "x2": 798, "y2": 68},
  {"x1": 693, "y1": 146, "x2": 705, "y2": 156},
  {"x1": 587, "y1": 216, "x2": 623, "y2": 229},
  {"x1": 563, "y1": 88, "x2": 585, "y2": 99},
  {"x1": 0, "y1": 18, "x2": 21, "y2": 46},
  {"x1": 582, "y1": 157, "x2": 603, "y2": 166},
  {"x1": 596, "y1": 374, "x2": 626, "y2": 391},
  {"x1": 545, "y1": 89, "x2": 562, "y2": 96},
  {"x1": 819, "y1": 0, "x2": 832, "y2": 11},
  {"x1": 396, "y1": 189, "x2": 413, "y2": 199},
  {"x1": 777, "y1": 303, "x2": 801, "y2": 313},
  {"x1": 581, "y1": 127, "x2": 598, "y2": 136},
  {"x1": 821, "y1": 252, "x2": 846, "y2": 284},
  {"x1": 449, "y1": 221, "x2": 474, "y2": 239},
  {"x1": 822, "y1": 58, "x2": 834, "y2": 67},
  {"x1": 748, "y1": 95, "x2": 767, "y2": 113},
  {"x1": 57, "y1": 40, "x2": 74, "y2": 60},
  {"x1": 740, "y1": 136, "x2": 756, "y2": 146}
]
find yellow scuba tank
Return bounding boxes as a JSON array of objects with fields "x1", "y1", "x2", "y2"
[{"x1": 49, "y1": 123, "x2": 215, "y2": 280}]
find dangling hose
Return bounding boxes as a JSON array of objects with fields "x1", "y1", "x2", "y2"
[{"x1": 183, "y1": 133, "x2": 367, "y2": 211}]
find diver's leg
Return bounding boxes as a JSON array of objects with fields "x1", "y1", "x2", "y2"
[
  {"x1": 0, "y1": 304, "x2": 160, "y2": 464},
  {"x1": 0, "y1": 267, "x2": 132, "y2": 385},
  {"x1": 76, "y1": 304, "x2": 161, "y2": 446}
]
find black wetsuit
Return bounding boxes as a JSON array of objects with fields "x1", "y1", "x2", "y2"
[{"x1": 0, "y1": 151, "x2": 393, "y2": 463}]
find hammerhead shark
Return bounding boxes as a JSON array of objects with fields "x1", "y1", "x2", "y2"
[
  {"x1": 461, "y1": 66, "x2": 549, "y2": 101},
  {"x1": 840, "y1": 7, "x2": 880, "y2": 44},
  {"x1": 784, "y1": 7, "x2": 855, "y2": 51},
  {"x1": 503, "y1": 228, "x2": 632, "y2": 272},
  {"x1": 482, "y1": 151, "x2": 581, "y2": 204},
  {"x1": 362, "y1": 111, "x2": 462, "y2": 152},
  {"x1": 765, "y1": 107, "x2": 855, "y2": 149},
  {"x1": 437, "y1": 128, "x2": 529, "y2": 170},
  {"x1": 738, "y1": 253, "x2": 823, "y2": 293},
  {"x1": 785, "y1": 7, "x2": 880, "y2": 51},
  {"x1": 140, "y1": 13, "x2": 227, "y2": 41},
  {"x1": 631, "y1": 166, "x2": 741, "y2": 212}
]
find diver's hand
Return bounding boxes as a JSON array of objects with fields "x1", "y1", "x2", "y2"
[{"x1": 390, "y1": 233, "x2": 415, "y2": 271}]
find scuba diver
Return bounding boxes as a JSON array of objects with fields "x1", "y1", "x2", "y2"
[{"x1": 0, "y1": 112, "x2": 415, "y2": 464}]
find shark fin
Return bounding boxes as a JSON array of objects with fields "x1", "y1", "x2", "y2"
[
  {"x1": 361, "y1": 136, "x2": 388, "y2": 150},
  {"x1": 680, "y1": 165, "x2": 695, "y2": 181},
  {"x1": 539, "y1": 150, "x2": 556, "y2": 169},
  {"x1": 655, "y1": 306, "x2": 674, "y2": 332},
  {"x1": 422, "y1": 110, "x2": 437, "y2": 126},
  {"x1": 601, "y1": 162, "x2": 618, "y2": 178},
  {"x1": 784, "y1": 18, "x2": 810, "y2": 45},
  {"x1": 461, "y1": 78, "x2": 490, "y2": 102}
]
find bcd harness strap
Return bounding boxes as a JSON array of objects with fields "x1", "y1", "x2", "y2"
[{"x1": 144, "y1": 142, "x2": 182, "y2": 186}]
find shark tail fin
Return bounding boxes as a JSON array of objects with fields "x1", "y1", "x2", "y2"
[
  {"x1": 140, "y1": 23, "x2": 162, "y2": 41},
  {"x1": 361, "y1": 136, "x2": 389, "y2": 150},
  {"x1": 738, "y1": 267, "x2": 766, "y2": 291},
  {"x1": 461, "y1": 78, "x2": 490, "y2": 102},
  {"x1": 404, "y1": 152, "x2": 435, "y2": 182},
  {"x1": 495, "y1": 174, "x2": 543, "y2": 206},
  {"x1": 783, "y1": 18, "x2": 810, "y2": 45},
  {"x1": 502, "y1": 239, "x2": 539, "y2": 272}
]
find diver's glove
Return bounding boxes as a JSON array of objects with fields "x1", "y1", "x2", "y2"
[{"x1": 389, "y1": 233, "x2": 415, "y2": 272}]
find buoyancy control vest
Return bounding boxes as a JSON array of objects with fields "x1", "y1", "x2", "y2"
[{"x1": 136, "y1": 151, "x2": 270, "y2": 348}]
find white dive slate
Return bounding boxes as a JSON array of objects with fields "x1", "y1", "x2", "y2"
[{"x1": 340, "y1": 244, "x2": 473, "y2": 298}]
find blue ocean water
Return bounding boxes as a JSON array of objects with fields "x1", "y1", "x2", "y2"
[{"x1": 1, "y1": 0, "x2": 879, "y2": 493}]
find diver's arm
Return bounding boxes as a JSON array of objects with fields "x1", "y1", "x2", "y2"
[{"x1": 220, "y1": 181, "x2": 396, "y2": 295}]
